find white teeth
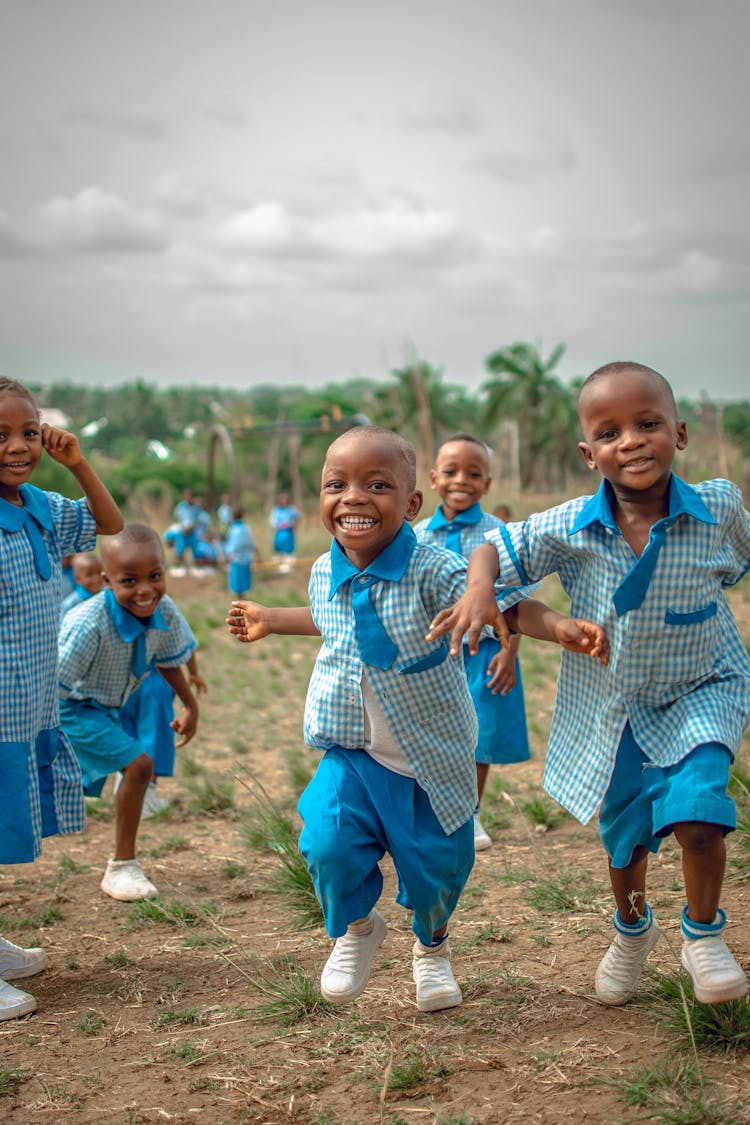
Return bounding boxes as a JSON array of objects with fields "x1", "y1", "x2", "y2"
[{"x1": 340, "y1": 517, "x2": 375, "y2": 528}]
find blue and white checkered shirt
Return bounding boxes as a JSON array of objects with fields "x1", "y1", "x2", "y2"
[
  {"x1": 305, "y1": 522, "x2": 480, "y2": 834},
  {"x1": 488, "y1": 475, "x2": 750, "y2": 823},
  {"x1": 415, "y1": 502, "x2": 502, "y2": 556},
  {"x1": 59, "y1": 589, "x2": 195, "y2": 709}
]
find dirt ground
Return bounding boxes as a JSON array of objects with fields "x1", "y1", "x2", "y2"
[{"x1": 1, "y1": 568, "x2": 749, "y2": 1125}]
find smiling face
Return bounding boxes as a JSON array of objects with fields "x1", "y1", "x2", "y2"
[
  {"x1": 577, "y1": 367, "x2": 687, "y2": 499},
  {"x1": 0, "y1": 391, "x2": 43, "y2": 503},
  {"x1": 430, "y1": 438, "x2": 491, "y2": 520},
  {"x1": 320, "y1": 430, "x2": 422, "y2": 570},
  {"x1": 101, "y1": 538, "x2": 167, "y2": 618},
  {"x1": 73, "y1": 555, "x2": 104, "y2": 595}
]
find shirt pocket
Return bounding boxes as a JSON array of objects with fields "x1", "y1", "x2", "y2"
[
  {"x1": 398, "y1": 644, "x2": 448, "y2": 675},
  {"x1": 653, "y1": 600, "x2": 718, "y2": 683}
]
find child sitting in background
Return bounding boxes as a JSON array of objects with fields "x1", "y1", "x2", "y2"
[
  {"x1": 0, "y1": 376, "x2": 122, "y2": 1021},
  {"x1": 428, "y1": 361, "x2": 750, "y2": 1007},
  {"x1": 415, "y1": 434, "x2": 530, "y2": 851},
  {"x1": 228, "y1": 426, "x2": 607, "y2": 1012},
  {"x1": 59, "y1": 551, "x2": 103, "y2": 623},
  {"x1": 59, "y1": 524, "x2": 199, "y2": 902}
]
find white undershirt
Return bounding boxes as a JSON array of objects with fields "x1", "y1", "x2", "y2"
[{"x1": 361, "y1": 672, "x2": 415, "y2": 778}]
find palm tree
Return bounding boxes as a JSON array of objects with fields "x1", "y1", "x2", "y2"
[{"x1": 481, "y1": 341, "x2": 577, "y2": 491}]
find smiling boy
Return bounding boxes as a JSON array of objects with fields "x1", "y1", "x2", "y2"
[
  {"x1": 59, "y1": 524, "x2": 199, "y2": 901},
  {"x1": 429, "y1": 362, "x2": 750, "y2": 1006},
  {"x1": 228, "y1": 426, "x2": 606, "y2": 1011}
]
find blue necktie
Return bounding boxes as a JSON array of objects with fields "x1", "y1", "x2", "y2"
[
  {"x1": 350, "y1": 573, "x2": 399, "y2": 670},
  {"x1": 132, "y1": 632, "x2": 151, "y2": 678},
  {"x1": 612, "y1": 523, "x2": 667, "y2": 617},
  {"x1": 22, "y1": 510, "x2": 52, "y2": 580}
]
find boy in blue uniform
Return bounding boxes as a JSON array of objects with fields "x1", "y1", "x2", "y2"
[
  {"x1": 59, "y1": 551, "x2": 103, "y2": 624},
  {"x1": 228, "y1": 426, "x2": 607, "y2": 1011},
  {"x1": 415, "y1": 434, "x2": 530, "y2": 850},
  {"x1": 429, "y1": 362, "x2": 750, "y2": 1006},
  {"x1": 59, "y1": 524, "x2": 199, "y2": 902}
]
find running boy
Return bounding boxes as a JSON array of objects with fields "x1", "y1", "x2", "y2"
[
  {"x1": 428, "y1": 362, "x2": 750, "y2": 1006},
  {"x1": 59, "y1": 523, "x2": 199, "y2": 901},
  {"x1": 228, "y1": 427, "x2": 607, "y2": 1012},
  {"x1": 415, "y1": 434, "x2": 531, "y2": 850}
]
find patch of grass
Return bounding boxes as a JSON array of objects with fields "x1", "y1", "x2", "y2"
[
  {"x1": 0, "y1": 904, "x2": 65, "y2": 931},
  {"x1": 145, "y1": 835, "x2": 190, "y2": 859},
  {"x1": 74, "y1": 1009, "x2": 105, "y2": 1035},
  {"x1": 156, "y1": 1007, "x2": 202, "y2": 1027},
  {"x1": 388, "y1": 1047, "x2": 450, "y2": 1091},
  {"x1": 184, "y1": 773, "x2": 235, "y2": 816},
  {"x1": 499, "y1": 863, "x2": 601, "y2": 913},
  {"x1": 641, "y1": 973, "x2": 750, "y2": 1054},
  {"x1": 84, "y1": 794, "x2": 114, "y2": 820},
  {"x1": 238, "y1": 774, "x2": 322, "y2": 929},
  {"x1": 57, "y1": 854, "x2": 90, "y2": 875},
  {"x1": 453, "y1": 921, "x2": 512, "y2": 953},
  {"x1": 520, "y1": 796, "x2": 565, "y2": 829},
  {"x1": 0, "y1": 1070, "x2": 27, "y2": 1097},
  {"x1": 221, "y1": 861, "x2": 246, "y2": 879},
  {"x1": 173, "y1": 1041, "x2": 202, "y2": 1062},
  {"x1": 179, "y1": 753, "x2": 206, "y2": 779},
  {"x1": 249, "y1": 956, "x2": 335, "y2": 1026},
  {"x1": 125, "y1": 898, "x2": 213, "y2": 930},
  {"x1": 615, "y1": 1057, "x2": 744, "y2": 1125},
  {"x1": 104, "y1": 951, "x2": 135, "y2": 969},
  {"x1": 284, "y1": 745, "x2": 315, "y2": 794}
]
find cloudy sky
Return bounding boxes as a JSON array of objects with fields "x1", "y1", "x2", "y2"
[{"x1": 1, "y1": 0, "x2": 748, "y2": 399}]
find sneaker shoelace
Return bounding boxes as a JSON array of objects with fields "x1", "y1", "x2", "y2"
[
  {"x1": 686, "y1": 937, "x2": 735, "y2": 973},
  {"x1": 414, "y1": 955, "x2": 452, "y2": 986},
  {"x1": 328, "y1": 931, "x2": 370, "y2": 973},
  {"x1": 604, "y1": 932, "x2": 651, "y2": 985}
]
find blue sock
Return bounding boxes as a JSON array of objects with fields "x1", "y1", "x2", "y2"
[
  {"x1": 613, "y1": 902, "x2": 653, "y2": 936},
  {"x1": 681, "y1": 905, "x2": 726, "y2": 941}
]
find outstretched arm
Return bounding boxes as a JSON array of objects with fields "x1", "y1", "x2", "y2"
[
  {"x1": 227, "y1": 601, "x2": 319, "y2": 643},
  {"x1": 42, "y1": 424, "x2": 123, "y2": 534},
  {"x1": 427, "y1": 542, "x2": 507, "y2": 656},
  {"x1": 506, "y1": 600, "x2": 609, "y2": 664}
]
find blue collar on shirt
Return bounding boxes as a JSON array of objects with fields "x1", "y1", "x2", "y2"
[
  {"x1": 328, "y1": 521, "x2": 417, "y2": 599},
  {"x1": 570, "y1": 474, "x2": 716, "y2": 535},
  {"x1": 104, "y1": 587, "x2": 169, "y2": 641},
  {"x1": 425, "y1": 501, "x2": 483, "y2": 531},
  {"x1": 0, "y1": 483, "x2": 54, "y2": 532}
]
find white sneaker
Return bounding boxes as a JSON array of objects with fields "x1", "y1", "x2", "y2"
[
  {"x1": 100, "y1": 859, "x2": 158, "y2": 902},
  {"x1": 0, "y1": 979, "x2": 36, "y2": 1021},
  {"x1": 320, "y1": 909, "x2": 387, "y2": 1004},
  {"x1": 412, "y1": 940, "x2": 463, "y2": 1012},
  {"x1": 473, "y1": 814, "x2": 492, "y2": 851},
  {"x1": 169, "y1": 566, "x2": 187, "y2": 578},
  {"x1": 141, "y1": 780, "x2": 171, "y2": 819},
  {"x1": 595, "y1": 918, "x2": 660, "y2": 1005},
  {"x1": 0, "y1": 936, "x2": 47, "y2": 980},
  {"x1": 681, "y1": 937, "x2": 749, "y2": 1004}
]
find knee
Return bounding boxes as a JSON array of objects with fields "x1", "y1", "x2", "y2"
[
  {"x1": 123, "y1": 754, "x2": 153, "y2": 788},
  {"x1": 674, "y1": 821, "x2": 724, "y2": 853}
]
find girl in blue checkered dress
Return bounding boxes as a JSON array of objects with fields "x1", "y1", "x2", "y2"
[{"x1": 0, "y1": 378, "x2": 123, "y2": 1022}]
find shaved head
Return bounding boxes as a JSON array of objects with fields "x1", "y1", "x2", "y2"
[
  {"x1": 325, "y1": 426, "x2": 417, "y2": 490},
  {"x1": 101, "y1": 523, "x2": 164, "y2": 567}
]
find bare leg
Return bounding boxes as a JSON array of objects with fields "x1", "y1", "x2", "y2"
[
  {"x1": 673, "y1": 821, "x2": 724, "y2": 924},
  {"x1": 608, "y1": 844, "x2": 649, "y2": 924},
  {"x1": 114, "y1": 754, "x2": 152, "y2": 860},
  {"x1": 476, "y1": 761, "x2": 490, "y2": 802}
]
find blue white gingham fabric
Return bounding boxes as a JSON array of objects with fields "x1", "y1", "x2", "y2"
[
  {"x1": 59, "y1": 589, "x2": 196, "y2": 709},
  {"x1": 487, "y1": 475, "x2": 750, "y2": 823},
  {"x1": 0, "y1": 486, "x2": 96, "y2": 861},
  {"x1": 305, "y1": 522, "x2": 481, "y2": 835}
]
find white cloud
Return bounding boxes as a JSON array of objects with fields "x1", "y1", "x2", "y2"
[{"x1": 33, "y1": 187, "x2": 167, "y2": 253}]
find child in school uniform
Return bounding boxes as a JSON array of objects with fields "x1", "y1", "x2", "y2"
[
  {"x1": 270, "y1": 491, "x2": 300, "y2": 570},
  {"x1": 224, "y1": 504, "x2": 255, "y2": 598},
  {"x1": 228, "y1": 426, "x2": 607, "y2": 1011},
  {"x1": 59, "y1": 551, "x2": 103, "y2": 624},
  {"x1": 0, "y1": 377, "x2": 122, "y2": 1021},
  {"x1": 414, "y1": 434, "x2": 531, "y2": 851},
  {"x1": 59, "y1": 524, "x2": 199, "y2": 902},
  {"x1": 429, "y1": 362, "x2": 750, "y2": 1006}
]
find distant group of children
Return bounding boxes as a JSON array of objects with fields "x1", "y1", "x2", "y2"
[{"x1": 1, "y1": 362, "x2": 749, "y2": 1026}]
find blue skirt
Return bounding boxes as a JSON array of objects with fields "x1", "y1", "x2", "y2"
[
  {"x1": 273, "y1": 528, "x2": 296, "y2": 555},
  {"x1": 465, "y1": 638, "x2": 530, "y2": 764}
]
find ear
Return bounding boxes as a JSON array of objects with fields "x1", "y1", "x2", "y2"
[
  {"x1": 483, "y1": 475, "x2": 492, "y2": 495},
  {"x1": 101, "y1": 571, "x2": 111, "y2": 587},
  {"x1": 578, "y1": 441, "x2": 598, "y2": 472},
  {"x1": 428, "y1": 469, "x2": 439, "y2": 492},
  {"x1": 405, "y1": 490, "x2": 424, "y2": 522},
  {"x1": 676, "y1": 421, "x2": 688, "y2": 451}
]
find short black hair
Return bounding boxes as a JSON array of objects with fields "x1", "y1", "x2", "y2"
[
  {"x1": 578, "y1": 361, "x2": 676, "y2": 413},
  {"x1": 0, "y1": 377, "x2": 39, "y2": 413},
  {"x1": 101, "y1": 523, "x2": 164, "y2": 564},
  {"x1": 326, "y1": 426, "x2": 417, "y2": 490}
]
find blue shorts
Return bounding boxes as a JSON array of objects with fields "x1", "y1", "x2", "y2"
[
  {"x1": 120, "y1": 670, "x2": 176, "y2": 777},
  {"x1": 465, "y1": 639, "x2": 530, "y2": 765},
  {"x1": 59, "y1": 698, "x2": 151, "y2": 798},
  {"x1": 599, "y1": 723, "x2": 735, "y2": 868},
  {"x1": 298, "y1": 747, "x2": 474, "y2": 945}
]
